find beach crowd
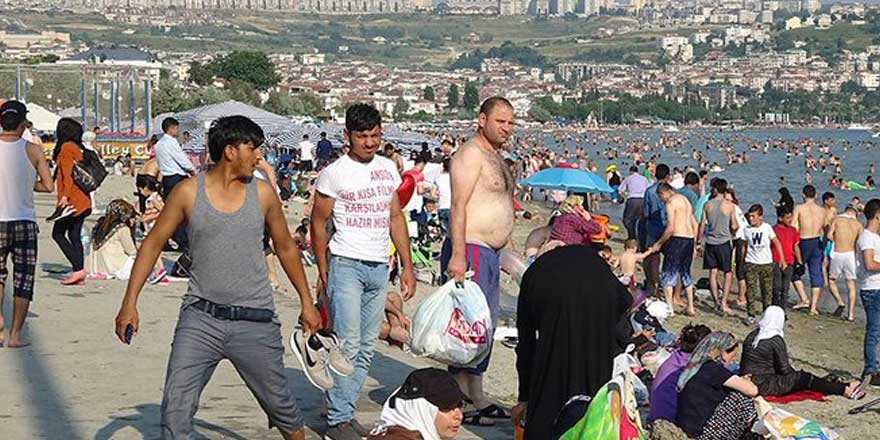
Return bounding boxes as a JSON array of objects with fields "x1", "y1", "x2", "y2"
[{"x1": 2, "y1": 96, "x2": 880, "y2": 440}]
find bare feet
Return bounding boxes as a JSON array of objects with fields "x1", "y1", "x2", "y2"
[
  {"x1": 845, "y1": 381, "x2": 866, "y2": 400},
  {"x1": 61, "y1": 269, "x2": 87, "y2": 285},
  {"x1": 686, "y1": 308, "x2": 696, "y2": 317},
  {"x1": 7, "y1": 336, "x2": 30, "y2": 348},
  {"x1": 722, "y1": 307, "x2": 734, "y2": 316}
]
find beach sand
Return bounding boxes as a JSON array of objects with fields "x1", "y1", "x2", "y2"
[{"x1": 0, "y1": 174, "x2": 875, "y2": 439}]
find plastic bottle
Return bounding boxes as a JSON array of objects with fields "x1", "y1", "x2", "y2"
[{"x1": 81, "y1": 225, "x2": 91, "y2": 256}]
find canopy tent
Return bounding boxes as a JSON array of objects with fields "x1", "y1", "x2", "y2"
[
  {"x1": 25, "y1": 103, "x2": 61, "y2": 132},
  {"x1": 154, "y1": 100, "x2": 437, "y2": 153}
]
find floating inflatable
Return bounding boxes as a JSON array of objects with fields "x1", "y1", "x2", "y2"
[{"x1": 846, "y1": 181, "x2": 869, "y2": 190}]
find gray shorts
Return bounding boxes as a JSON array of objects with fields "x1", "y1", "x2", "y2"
[{"x1": 161, "y1": 306, "x2": 303, "y2": 439}]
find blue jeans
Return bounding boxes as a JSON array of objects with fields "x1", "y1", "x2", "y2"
[
  {"x1": 326, "y1": 254, "x2": 389, "y2": 425},
  {"x1": 862, "y1": 289, "x2": 880, "y2": 376}
]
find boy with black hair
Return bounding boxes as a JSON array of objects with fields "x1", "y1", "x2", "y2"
[
  {"x1": 311, "y1": 104, "x2": 416, "y2": 440},
  {"x1": 743, "y1": 204, "x2": 786, "y2": 324},
  {"x1": 115, "y1": 115, "x2": 322, "y2": 439}
]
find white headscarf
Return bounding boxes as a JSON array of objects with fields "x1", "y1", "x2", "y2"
[
  {"x1": 371, "y1": 387, "x2": 441, "y2": 440},
  {"x1": 753, "y1": 305, "x2": 785, "y2": 348}
]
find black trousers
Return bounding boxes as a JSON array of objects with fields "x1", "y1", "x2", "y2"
[
  {"x1": 622, "y1": 197, "x2": 644, "y2": 240},
  {"x1": 773, "y1": 263, "x2": 794, "y2": 309},
  {"x1": 52, "y1": 209, "x2": 91, "y2": 271},
  {"x1": 162, "y1": 174, "x2": 189, "y2": 252}
]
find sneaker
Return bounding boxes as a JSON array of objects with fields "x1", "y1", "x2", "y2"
[
  {"x1": 46, "y1": 205, "x2": 76, "y2": 223},
  {"x1": 349, "y1": 419, "x2": 372, "y2": 437},
  {"x1": 314, "y1": 330, "x2": 355, "y2": 376},
  {"x1": 291, "y1": 330, "x2": 334, "y2": 391},
  {"x1": 742, "y1": 316, "x2": 757, "y2": 326},
  {"x1": 324, "y1": 422, "x2": 361, "y2": 440},
  {"x1": 869, "y1": 373, "x2": 880, "y2": 388},
  {"x1": 148, "y1": 268, "x2": 167, "y2": 285}
]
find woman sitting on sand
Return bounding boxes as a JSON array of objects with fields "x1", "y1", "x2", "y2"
[
  {"x1": 87, "y1": 200, "x2": 139, "y2": 280},
  {"x1": 368, "y1": 368, "x2": 465, "y2": 440},
  {"x1": 740, "y1": 306, "x2": 865, "y2": 399},
  {"x1": 675, "y1": 332, "x2": 759, "y2": 440},
  {"x1": 648, "y1": 324, "x2": 712, "y2": 423}
]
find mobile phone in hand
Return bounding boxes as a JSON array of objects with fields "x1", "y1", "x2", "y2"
[{"x1": 124, "y1": 323, "x2": 134, "y2": 345}]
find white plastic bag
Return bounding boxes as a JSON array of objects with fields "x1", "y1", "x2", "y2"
[{"x1": 410, "y1": 279, "x2": 492, "y2": 368}]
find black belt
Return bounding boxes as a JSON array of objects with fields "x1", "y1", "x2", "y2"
[{"x1": 191, "y1": 299, "x2": 274, "y2": 323}]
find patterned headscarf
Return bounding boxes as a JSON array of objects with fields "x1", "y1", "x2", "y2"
[
  {"x1": 558, "y1": 195, "x2": 584, "y2": 214},
  {"x1": 92, "y1": 199, "x2": 137, "y2": 250},
  {"x1": 677, "y1": 331, "x2": 739, "y2": 392}
]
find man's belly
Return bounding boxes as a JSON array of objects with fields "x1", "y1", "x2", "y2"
[{"x1": 465, "y1": 202, "x2": 514, "y2": 249}]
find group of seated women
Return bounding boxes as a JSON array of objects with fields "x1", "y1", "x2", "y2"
[{"x1": 648, "y1": 306, "x2": 864, "y2": 440}]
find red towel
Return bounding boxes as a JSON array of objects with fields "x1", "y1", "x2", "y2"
[{"x1": 764, "y1": 390, "x2": 828, "y2": 403}]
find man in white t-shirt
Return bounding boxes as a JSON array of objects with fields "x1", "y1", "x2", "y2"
[
  {"x1": 310, "y1": 104, "x2": 416, "y2": 440},
  {"x1": 743, "y1": 204, "x2": 786, "y2": 323},
  {"x1": 857, "y1": 198, "x2": 880, "y2": 385},
  {"x1": 298, "y1": 134, "x2": 315, "y2": 171},
  {"x1": 437, "y1": 158, "x2": 452, "y2": 235}
]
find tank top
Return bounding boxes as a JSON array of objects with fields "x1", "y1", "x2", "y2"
[
  {"x1": 0, "y1": 138, "x2": 37, "y2": 222},
  {"x1": 704, "y1": 198, "x2": 732, "y2": 245},
  {"x1": 184, "y1": 173, "x2": 274, "y2": 310}
]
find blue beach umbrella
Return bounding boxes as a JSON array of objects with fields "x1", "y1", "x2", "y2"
[{"x1": 521, "y1": 167, "x2": 614, "y2": 193}]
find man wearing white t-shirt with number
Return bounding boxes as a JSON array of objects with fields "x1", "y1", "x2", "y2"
[
  {"x1": 299, "y1": 134, "x2": 315, "y2": 171},
  {"x1": 311, "y1": 104, "x2": 416, "y2": 440},
  {"x1": 742, "y1": 204, "x2": 786, "y2": 325},
  {"x1": 858, "y1": 199, "x2": 880, "y2": 387}
]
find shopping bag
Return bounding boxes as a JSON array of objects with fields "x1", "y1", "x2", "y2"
[
  {"x1": 753, "y1": 397, "x2": 840, "y2": 440},
  {"x1": 410, "y1": 279, "x2": 492, "y2": 368}
]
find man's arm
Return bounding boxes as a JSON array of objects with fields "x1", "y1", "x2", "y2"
[
  {"x1": 262, "y1": 181, "x2": 321, "y2": 332},
  {"x1": 772, "y1": 237, "x2": 787, "y2": 269},
  {"x1": 826, "y1": 219, "x2": 836, "y2": 242},
  {"x1": 448, "y1": 145, "x2": 482, "y2": 281},
  {"x1": 792, "y1": 205, "x2": 801, "y2": 231},
  {"x1": 114, "y1": 179, "x2": 192, "y2": 343},
  {"x1": 728, "y1": 203, "x2": 739, "y2": 234},
  {"x1": 171, "y1": 143, "x2": 195, "y2": 175},
  {"x1": 794, "y1": 237, "x2": 803, "y2": 263},
  {"x1": 389, "y1": 192, "x2": 416, "y2": 301},
  {"x1": 310, "y1": 192, "x2": 335, "y2": 296},
  {"x1": 863, "y1": 248, "x2": 880, "y2": 272},
  {"x1": 651, "y1": 204, "x2": 676, "y2": 252},
  {"x1": 26, "y1": 142, "x2": 53, "y2": 192}
]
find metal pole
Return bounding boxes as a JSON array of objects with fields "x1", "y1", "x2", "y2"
[
  {"x1": 94, "y1": 81, "x2": 100, "y2": 130},
  {"x1": 115, "y1": 80, "x2": 122, "y2": 132},
  {"x1": 15, "y1": 66, "x2": 21, "y2": 100},
  {"x1": 24, "y1": 78, "x2": 30, "y2": 103},
  {"x1": 144, "y1": 79, "x2": 152, "y2": 135},
  {"x1": 129, "y1": 77, "x2": 136, "y2": 133},
  {"x1": 80, "y1": 78, "x2": 87, "y2": 125},
  {"x1": 109, "y1": 81, "x2": 117, "y2": 132}
]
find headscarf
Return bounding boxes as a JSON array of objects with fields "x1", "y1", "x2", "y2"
[
  {"x1": 677, "y1": 331, "x2": 738, "y2": 392},
  {"x1": 92, "y1": 199, "x2": 137, "y2": 250},
  {"x1": 371, "y1": 387, "x2": 441, "y2": 440},
  {"x1": 558, "y1": 195, "x2": 584, "y2": 214},
  {"x1": 753, "y1": 305, "x2": 785, "y2": 348}
]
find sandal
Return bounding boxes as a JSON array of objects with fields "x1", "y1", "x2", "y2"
[
  {"x1": 462, "y1": 413, "x2": 496, "y2": 426},
  {"x1": 478, "y1": 404, "x2": 512, "y2": 419},
  {"x1": 834, "y1": 305, "x2": 846, "y2": 318}
]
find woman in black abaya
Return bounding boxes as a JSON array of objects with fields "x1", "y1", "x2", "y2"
[{"x1": 512, "y1": 244, "x2": 633, "y2": 440}]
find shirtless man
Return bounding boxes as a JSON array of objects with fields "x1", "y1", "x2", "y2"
[
  {"x1": 649, "y1": 183, "x2": 699, "y2": 316},
  {"x1": 443, "y1": 96, "x2": 515, "y2": 426},
  {"x1": 697, "y1": 178, "x2": 739, "y2": 314},
  {"x1": 827, "y1": 205, "x2": 863, "y2": 320},
  {"x1": 793, "y1": 185, "x2": 832, "y2": 315}
]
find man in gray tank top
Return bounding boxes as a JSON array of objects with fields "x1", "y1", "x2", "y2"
[
  {"x1": 697, "y1": 178, "x2": 740, "y2": 314},
  {"x1": 115, "y1": 116, "x2": 322, "y2": 440}
]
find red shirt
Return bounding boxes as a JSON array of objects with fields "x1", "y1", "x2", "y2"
[{"x1": 772, "y1": 223, "x2": 799, "y2": 264}]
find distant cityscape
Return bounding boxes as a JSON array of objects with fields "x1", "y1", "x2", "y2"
[{"x1": 2, "y1": 1, "x2": 880, "y2": 127}]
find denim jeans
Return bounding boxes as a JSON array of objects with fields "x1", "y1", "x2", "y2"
[
  {"x1": 326, "y1": 254, "x2": 389, "y2": 425},
  {"x1": 861, "y1": 289, "x2": 880, "y2": 376}
]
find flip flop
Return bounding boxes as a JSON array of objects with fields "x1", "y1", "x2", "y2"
[
  {"x1": 792, "y1": 303, "x2": 809, "y2": 310},
  {"x1": 462, "y1": 412, "x2": 496, "y2": 427},
  {"x1": 479, "y1": 404, "x2": 511, "y2": 419},
  {"x1": 834, "y1": 305, "x2": 846, "y2": 318}
]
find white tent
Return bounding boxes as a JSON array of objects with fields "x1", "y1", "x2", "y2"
[{"x1": 24, "y1": 103, "x2": 61, "y2": 132}]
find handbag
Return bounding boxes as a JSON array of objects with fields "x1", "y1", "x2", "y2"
[{"x1": 72, "y1": 149, "x2": 108, "y2": 193}]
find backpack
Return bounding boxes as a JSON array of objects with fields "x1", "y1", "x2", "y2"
[{"x1": 72, "y1": 149, "x2": 108, "y2": 193}]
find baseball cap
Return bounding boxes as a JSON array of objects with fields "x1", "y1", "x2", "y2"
[
  {"x1": 0, "y1": 100, "x2": 28, "y2": 129},
  {"x1": 389, "y1": 368, "x2": 469, "y2": 411}
]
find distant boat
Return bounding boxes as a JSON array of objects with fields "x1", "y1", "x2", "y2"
[
  {"x1": 662, "y1": 125, "x2": 680, "y2": 133},
  {"x1": 847, "y1": 123, "x2": 872, "y2": 131},
  {"x1": 873, "y1": 131, "x2": 880, "y2": 138}
]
